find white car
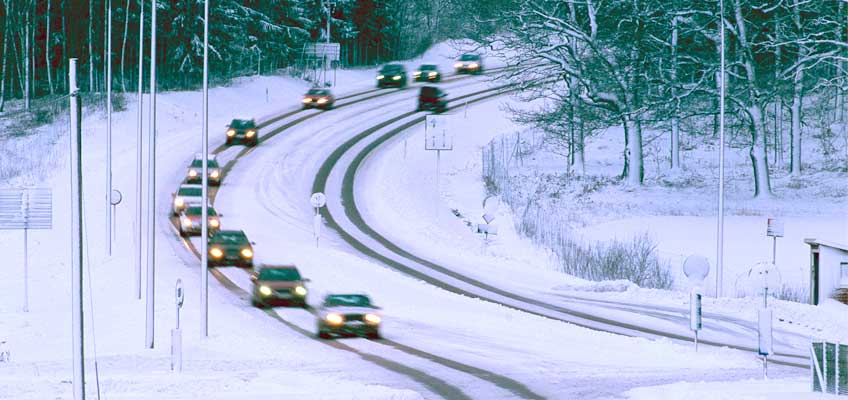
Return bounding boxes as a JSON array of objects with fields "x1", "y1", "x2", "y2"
[
  {"x1": 177, "y1": 206, "x2": 220, "y2": 237},
  {"x1": 171, "y1": 184, "x2": 206, "y2": 216},
  {"x1": 186, "y1": 154, "x2": 222, "y2": 186}
]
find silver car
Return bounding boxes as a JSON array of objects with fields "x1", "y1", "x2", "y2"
[
  {"x1": 316, "y1": 294, "x2": 382, "y2": 339},
  {"x1": 172, "y1": 184, "x2": 206, "y2": 216}
]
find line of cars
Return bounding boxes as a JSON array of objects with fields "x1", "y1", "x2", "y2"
[
  {"x1": 376, "y1": 54, "x2": 484, "y2": 114},
  {"x1": 169, "y1": 118, "x2": 383, "y2": 340}
]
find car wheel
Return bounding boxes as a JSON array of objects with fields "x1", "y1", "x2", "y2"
[
  {"x1": 366, "y1": 331, "x2": 381, "y2": 340},
  {"x1": 252, "y1": 299, "x2": 264, "y2": 308},
  {"x1": 318, "y1": 330, "x2": 331, "y2": 339}
]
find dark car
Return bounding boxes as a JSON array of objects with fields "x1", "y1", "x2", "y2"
[
  {"x1": 316, "y1": 294, "x2": 382, "y2": 339},
  {"x1": 251, "y1": 264, "x2": 309, "y2": 308},
  {"x1": 454, "y1": 54, "x2": 483, "y2": 75},
  {"x1": 376, "y1": 64, "x2": 407, "y2": 88},
  {"x1": 185, "y1": 154, "x2": 221, "y2": 186},
  {"x1": 417, "y1": 86, "x2": 447, "y2": 113},
  {"x1": 302, "y1": 87, "x2": 336, "y2": 110},
  {"x1": 225, "y1": 119, "x2": 258, "y2": 147},
  {"x1": 178, "y1": 206, "x2": 220, "y2": 237},
  {"x1": 414, "y1": 64, "x2": 442, "y2": 82},
  {"x1": 208, "y1": 230, "x2": 254, "y2": 268}
]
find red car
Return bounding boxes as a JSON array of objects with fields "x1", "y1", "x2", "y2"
[{"x1": 302, "y1": 88, "x2": 335, "y2": 110}]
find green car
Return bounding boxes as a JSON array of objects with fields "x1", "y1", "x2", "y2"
[
  {"x1": 251, "y1": 265, "x2": 309, "y2": 308},
  {"x1": 414, "y1": 64, "x2": 441, "y2": 82},
  {"x1": 376, "y1": 64, "x2": 407, "y2": 88},
  {"x1": 317, "y1": 294, "x2": 382, "y2": 339},
  {"x1": 207, "y1": 230, "x2": 254, "y2": 268}
]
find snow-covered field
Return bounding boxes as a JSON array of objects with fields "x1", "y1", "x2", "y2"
[{"x1": 0, "y1": 41, "x2": 829, "y2": 398}]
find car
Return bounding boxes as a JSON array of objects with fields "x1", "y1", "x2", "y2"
[
  {"x1": 302, "y1": 87, "x2": 335, "y2": 110},
  {"x1": 185, "y1": 154, "x2": 222, "y2": 186},
  {"x1": 414, "y1": 64, "x2": 442, "y2": 82},
  {"x1": 225, "y1": 119, "x2": 258, "y2": 147},
  {"x1": 376, "y1": 64, "x2": 407, "y2": 88},
  {"x1": 208, "y1": 230, "x2": 254, "y2": 268},
  {"x1": 454, "y1": 54, "x2": 483, "y2": 75},
  {"x1": 171, "y1": 184, "x2": 208, "y2": 216},
  {"x1": 417, "y1": 86, "x2": 448, "y2": 113},
  {"x1": 316, "y1": 294, "x2": 382, "y2": 339},
  {"x1": 178, "y1": 206, "x2": 220, "y2": 237},
  {"x1": 250, "y1": 264, "x2": 309, "y2": 308}
]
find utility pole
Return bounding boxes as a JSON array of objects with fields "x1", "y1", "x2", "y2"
[
  {"x1": 106, "y1": 0, "x2": 113, "y2": 255},
  {"x1": 201, "y1": 0, "x2": 210, "y2": 338},
  {"x1": 135, "y1": 0, "x2": 144, "y2": 300},
  {"x1": 716, "y1": 0, "x2": 726, "y2": 298},
  {"x1": 69, "y1": 58, "x2": 86, "y2": 400},
  {"x1": 146, "y1": 0, "x2": 157, "y2": 349}
]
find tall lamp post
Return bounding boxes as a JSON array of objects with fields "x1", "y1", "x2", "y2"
[
  {"x1": 716, "y1": 0, "x2": 727, "y2": 297},
  {"x1": 201, "y1": 0, "x2": 210, "y2": 338}
]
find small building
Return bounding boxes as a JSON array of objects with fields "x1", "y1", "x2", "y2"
[{"x1": 805, "y1": 239, "x2": 848, "y2": 305}]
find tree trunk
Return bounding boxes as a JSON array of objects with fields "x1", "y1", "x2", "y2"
[
  {"x1": 0, "y1": 0, "x2": 8, "y2": 112},
  {"x1": 772, "y1": 16, "x2": 781, "y2": 168},
  {"x1": 120, "y1": 0, "x2": 130, "y2": 92},
  {"x1": 89, "y1": 0, "x2": 94, "y2": 92},
  {"x1": 46, "y1": 0, "x2": 54, "y2": 94},
  {"x1": 790, "y1": 71, "x2": 803, "y2": 176},
  {"x1": 60, "y1": 0, "x2": 66, "y2": 92},
  {"x1": 576, "y1": 115, "x2": 585, "y2": 174},
  {"x1": 670, "y1": 17, "x2": 680, "y2": 170},
  {"x1": 24, "y1": 2, "x2": 30, "y2": 110},
  {"x1": 748, "y1": 104, "x2": 772, "y2": 197},
  {"x1": 623, "y1": 116, "x2": 643, "y2": 185}
]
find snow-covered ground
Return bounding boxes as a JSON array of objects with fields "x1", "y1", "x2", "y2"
[{"x1": 0, "y1": 40, "x2": 828, "y2": 399}]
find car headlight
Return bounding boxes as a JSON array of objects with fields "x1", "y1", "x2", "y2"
[
  {"x1": 392, "y1": 75, "x2": 401, "y2": 81},
  {"x1": 364, "y1": 313, "x2": 381, "y2": 325},
  {"x1": 325, "y1": 313, "x2": 344, "y2": 325},
  {"x1": 174, "y1": 198, "x2": 184, "y2": 207},
  {"x1": 454, "y1": 62, "x2": 463, "y2": 68},
  {"x1": 210, "y1": 247, "x2": 223, "y2": 258},
  {"x1": 302, "y1": 98, "x2": 312, "y2": 103},
  {"x1": 209, "y1": 218, "x2": 219, "y2": 228},
  {"x1": 469, "y1": 63, "x2": 479, "y2": 69},
  {"x1": 317, "y1": 98, "x2": 327, "y2": 104},
  {"x1": 210, "y1": 170, "x2": 220, "y2": 178},
  {"x1": 259, "y1": 285, "x2": 272, "y2": 296},
  {"x1": 182, "y1": 218, "x2": 192, "y2": 226},
  {"x1": 414, "y1": 71, "x2": 421, "y2": 77},
  {"x1": 376, "y1": 74, "x2": 384, "y2": 80},
  {"x1": 294, "y1": 285, "x2": 307, "y2": 296},
  {"x1": 226, "y1": 129, "x2": 236, "y2": 137},
  {"x1": 188, "y1": 169, "x2": 198, "y2": 177},
  {"x1": 246, "y1": 129, "x2": 256, "y2": 138},
  {"x1": 240, "y1": 248, "x2": 253, "y2": 258},
  {"x1": 429, "y1": 72, "x2": 437, "y2": 77}
]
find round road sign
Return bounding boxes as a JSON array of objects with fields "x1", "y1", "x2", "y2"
[
  {"x1": 310, "y1": 192, "x2": 327, "y2": 208},
  {"x1": 110, "y1": 190, "x2": 123, "y2": 205},
  {"x1": 683, "y1": 254, "x2": 710, "y2": 283}
]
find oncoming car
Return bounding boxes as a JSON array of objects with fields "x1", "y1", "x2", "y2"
[
  {"x1": 454, "y1": 54, "x2": 483, "y2": 75},
  {"x1": 302, "y1": 87, "x2": 335, "y2": 110},
  {"x1": 417, "y1": 86, "x2": 447, "y2": 113},
  {"x1": 250, "y1": 264, "x2": 309, "y2": 308},
  {"x1": 376, "y1": 64, "x2": 407, "y2": 88},
  {"x1": 185, "y1": 154, "x2": 221, "y2": 186},
  {"x1": 414, "y1": 64, "x2": 442, "y2": 82},
  {"x1": 178, "y1": 206, "x2": 220, "y2": 237},
  {"x1": 316, "y1": 294, "x2": 382, "y2": 340},
  {"x1": 208, "y1": 230, "x2": 254, "y2": 268},
  {"x1": 225, "y1": 119, "x2": 258, "y2": 147},
  {"x1": 171, "y1": 184, "x2": 207, "y2": 216}
]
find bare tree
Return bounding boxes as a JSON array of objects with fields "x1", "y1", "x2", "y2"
[
  {"x1": 46, "y1": 0, "x2": 54, "y2": 94},
  {"x1": 24, "y1": 0, "x2": 30, "y2": 110},
  {"x1": 120, "y1": 0, "x2": 130, "y2": 91},
  {"x1": 89, "y1": 0, "x2": 94, "y2": 91},
  {"x1": 0, "y1": 0, "x2": 8, "y2": 112}
]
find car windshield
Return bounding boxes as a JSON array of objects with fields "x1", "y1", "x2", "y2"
[
  {"x1": 259, "y1": 268, "x2": 301, "y2": 281},
  {"x1": 420, "y1": 65, "x2": 436, "y2": 70},
  {"x1": 381, "y1": 65, "x2": 403, "y2": 73},
  {"x1": 212, "y1": 231, "x2": 245, "y2": 243},
  {"x1": 190, "y1": 159, "x2": 220, "y2": 168},
  {"x1": 459, "y1": 54, "x2": 479, "y2": 61},
  {"x1": 178, "y1": 188, "x2": 202, "y2": 197},
  {"x1": 307, "y1": 88, "x2": 329, "y2": 95},
  {"x1": 421, "y1": 87, "x2": 439, "y2": 96},
  {"x1": 324, "y1": 294, "x2": 372, "y2": 307},
  {"x1": 186, "y1": 207, "x2": 217, "y2": 216},
  {"x1": 230, "y1": 119, "x2": 255, "y2": 129}
]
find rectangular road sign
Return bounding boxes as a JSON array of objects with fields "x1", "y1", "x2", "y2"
[
  {"x1": 306, "y1": 43, "x2": 340, "y2": 62},
  {"x1": 0, "y1": 188, "x2": 52, "y2": 230},
  {"x1": 424, "y1": 115, "x2": 453, "y2": 151}
]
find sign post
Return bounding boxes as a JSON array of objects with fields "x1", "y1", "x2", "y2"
[
  {"x1": 682, "y1": 254, "x2": 710, "y2": 352},
  {"x1": 748, "y1": 261, "x2": 780, "y2": 379},
  {"x1": 0, "y1": 188, "x2": 52, "y2": 312},
  {"x1": 477, "y1": 196, "x2": 500, "y2": 252},
  {"x1": 766, "y1": 218, "x2": 783, "y2": 266},
  {"x1": 424, "y1": 115, "x2": 452, "y2": 220},
  {"x1": 171, "y1": 279, "x2": 184, "y2": 372},
  {"x1": 311, "y1": 193, "x2": 327, "y2": 248}
]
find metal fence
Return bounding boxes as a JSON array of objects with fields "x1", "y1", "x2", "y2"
[{"x1": 812, "y1": 341, "x2": 848, "y2": 395}]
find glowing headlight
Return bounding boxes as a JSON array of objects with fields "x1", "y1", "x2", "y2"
[
  {"x1": 317, "y1": 98, "x2": 327, "y2": 104},
  {"x1": 302, "y1": 98, "x2": 312, "y2": 103},
  {"x1": 226, "y1": 129, "x2": 236, "y2": 137},
  {"x1": 188, "y1": 169, "x2": 198, "y2": 177},
  {"x1": 182, "y1": 218, "x2": 192, "y2": 226},
  {"x1": 210, "y1": 248, "x2": 223, "y2": 258},
  {"x1": 325, "y1": 313, "x2": 344, "y2": 325},
  {"x1": 209, "y1": 218, "x2": 220, "y2": 228},
  {"x1": 392, "y1": 75, "x2": 401, "y2": 81},
  {"x1": 174, "y1": 198, "x2": 184, "y2": 207},
  {"x1": 240, "y1": 248, "x2": 253, "y2": 258},
  {"x1": 429, "y1": 72, "x2": 437, "y2": 77},
  {"x1": 376, "y1": 74, "x2": 385, "y2": 80},
  {"x1": 414, "y1": 71, "x2": 421, "y2": 77},
  {"x1": 364, "y1": 314, "x2": 382, "y2": 325},
  {"x1": 454, "y1": 62, "x2": 463, "y2": 68},
  {"x1": 259, "y1": 285, "x2": 272, "y2": 296},
  {"x1": 469, "y1": 63, "x2": 479, "y2": 69},
  {"x1": 294, "y1": 285, "x2": 307, "y2": 296},
  {"x1": 246, "y1": 129, "x2": 256, "y2": 138},
  {"x1": 210, "y1": 170, "x2": 220, "y2": 178}
]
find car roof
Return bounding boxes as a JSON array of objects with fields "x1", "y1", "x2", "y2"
[
  {"x1": 382, "y1": 64, "x2": 404, "y2": 69},
  {"x1": 185, "y1": 206, "x2": 217, "y2": 215},
  {"x1": 419, "y1": 64, "x2": 437, "y2": 69},
  {"x1": 214, "y1": 229, "x2": 245, "y2": 236},
  {"x1": 193, "y1": 153, "x2": 217, "y2": 161},
  {"x1": 257, "y1": 264, "x2": 298, "y2": 270},
  {"x1": 230, "y1": 119, "x2": 255, "y2": 127},
  {"x1": 459, "y1": 54, "x2": 480, "y2": 60},
  {"x1": 180, "y1": 183, "x2": 203, "y2": 189}
]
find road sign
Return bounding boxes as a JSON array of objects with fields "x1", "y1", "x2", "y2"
[
  {"x1": 424, "y1": 115, "x2": 452, "y2": 151},
  {"x1": 175, "y1": 279, "x2": 184, "y2": 308},
  {"x1": 690, "y1": 288, "x2": 702, "y2": 331},
  {"x1": 0, "y1": 188, "x2": 52, "y2": 229},
  {"x1": 310, "y1": 192, "x2": 327, "y2": 208},
  {"x1": 306, "y1": 43, "x2": 340, "y2": 61},
  {"x1": 766, "y1": 218, "x2": 784, "y2": 237},
  {"x1": 111, "y1": 189, "x2": 123, "y2": 205},
  {"x1": 682, "y1": 254, "x2": 710, "y2": 283}
]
